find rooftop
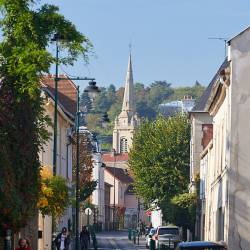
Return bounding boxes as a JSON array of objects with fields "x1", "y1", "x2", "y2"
[
  {"x1": 105, "y1": 166, "x2": 133, "y2": 183},
  {"x1": 102, "y1": 153, "x2": 129, "y2": 162},
  {"x1": 41, "y1": 74, "x2": 77, "y2": 117},
  {"x1": 191, "y1": 59, "x2": 229, "y2": 112}
]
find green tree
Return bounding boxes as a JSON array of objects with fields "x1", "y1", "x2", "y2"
[
  {"x1": 0, "y1": 0, "x2": 91, "y2": 233},
  {"x1": 129, "y1": 114, "x2": 190, "y2": 224},
  {"x1": 148, "y1": 81, "x2": 174, "y2": 108}
]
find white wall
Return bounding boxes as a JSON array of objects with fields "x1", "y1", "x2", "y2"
[{"x1": 227, "y1": 28, "x2": 250, "y2": 250}]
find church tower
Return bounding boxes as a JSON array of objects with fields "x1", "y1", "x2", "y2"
[{"x1": 113, "y1": 53, "x2": 140, "y2": 153}]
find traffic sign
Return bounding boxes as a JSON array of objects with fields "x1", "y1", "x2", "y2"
[{"x1": 85, "y1": 208, "x2": 92, "y2": 215}]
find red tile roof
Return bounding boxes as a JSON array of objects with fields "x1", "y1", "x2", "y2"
[
  {"x1": 105, "y1": 166, "x2": 133, "y2": 183},
  {"x1": 41, "y1": 74, "x2": 77, "y2": 117},
  {"x1": 102, "y1": 153, "x2": 129, "y2": 162}
]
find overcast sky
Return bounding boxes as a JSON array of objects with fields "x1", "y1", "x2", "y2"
[{"x1": 41, "y1": 0, "x2": 250, "y2": 89}]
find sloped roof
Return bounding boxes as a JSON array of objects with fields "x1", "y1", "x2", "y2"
[
  {"x1": 191, "y1": 59, "x2": 229, "y2": 112},
  {"x1": 41, "y1": 75, "x2": 77, "y2": 117},
  {"x1": 102, "y1": 153, "x2": 129, "y2": 162},
  {"x1": 105, "y1": 166, "x2": 133, "y2": 183}
]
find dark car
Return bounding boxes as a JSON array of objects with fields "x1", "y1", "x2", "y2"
[{"x1": 176, "y1": 241, "x2": 227, "y2": 250}]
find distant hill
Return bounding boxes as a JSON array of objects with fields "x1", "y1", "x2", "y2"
[{"x1": 80, "y1": 80, "x2": 206, "y2": 151}]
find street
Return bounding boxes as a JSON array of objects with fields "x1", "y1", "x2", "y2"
[{"x1": 92, "y1": 231, "x2": 147, "y2": 250}]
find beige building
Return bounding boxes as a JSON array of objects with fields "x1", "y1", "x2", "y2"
[
  {"x1": 191, "y1": 27, "x2": 250, "y2": 249},
  {"x1": 17, "y1": 76, "x2": 77, "y2": 250}
]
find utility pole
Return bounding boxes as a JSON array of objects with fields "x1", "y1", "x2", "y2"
[
  {"x1": 112, "y1": 148, "x2": 116, "y2": 230},
  {"x1": 75, "y1": 86, "x2": 80, "y2": 250}
]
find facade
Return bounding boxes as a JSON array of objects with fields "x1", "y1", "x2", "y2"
[
  {"x1": 191, "y1": 27, "x2": 250, "y2": 249},
  {"x1": 40, "y1": 76, "x2": 76, "y2": 250},
  {"x1": 36, "y1": 75, "x2": 76, "y2": 250}
]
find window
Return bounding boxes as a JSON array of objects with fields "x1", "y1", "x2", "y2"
[{"x1": 120, "y1": 137, "x2": 128, "y2": 153}]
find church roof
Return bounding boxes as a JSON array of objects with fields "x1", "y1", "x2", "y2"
[
  {"x1": 122, "y1": 53, "x2": 134, "y2": 112},
  {"x1": 105, "y1": 166, "x2": 133, "y2": 183}
]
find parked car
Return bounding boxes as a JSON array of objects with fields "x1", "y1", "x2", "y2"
[
  {"x1": 176, "y1": 241, "x2": 227, "y2": 250},
  {"x1": 153, "y1": 226, "x2": 181, "y2": 249},
  {"x1": 145, "y1": 228, "x2": 156, "y2": 248}
]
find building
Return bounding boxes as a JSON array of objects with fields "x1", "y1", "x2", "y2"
[
  {"x1": 189, "y1": 60, "x2": 227, "y2": 239},
  {"x1": 77, "y1": 126, "x2": 106, "y2": 228},
  {"x1": 39, "y1": 75, "x2": 76, "y2": 250},
  {"x1": 16, "y1": 75, "x2": 77, "y2": 250},
  {"x1": 190, "y1": 27, "x2": 250, "y2": 249},
  {"x1": 103, "y1": 53, "x2": 146, "y2": 229},
  {"x1": 159, "y1": 96, "x2": 195, "y2": 117}
]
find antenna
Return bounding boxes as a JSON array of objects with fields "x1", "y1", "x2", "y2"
[{"x1": 208, "y1": 37, "x2": 228, "y2": 58}]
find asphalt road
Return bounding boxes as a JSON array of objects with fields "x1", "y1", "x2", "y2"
[{"x1": 92, "y1": 230, "x2": 147, "y2": 250}]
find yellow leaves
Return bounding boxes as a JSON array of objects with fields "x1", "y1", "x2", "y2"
[
  {"x1": 40, "y1": 165, "x2": 52, "y2": 179},
  {"x1": 38, "y1": 197, "x2": 48, "y2": 208},
  {"x1": 38, "y1": 175, "x2": 70, "y2": 218}
]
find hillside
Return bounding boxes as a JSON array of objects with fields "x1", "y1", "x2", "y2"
[{"x1": 80, "y1": 80, "x2": 206, "y2": 151}]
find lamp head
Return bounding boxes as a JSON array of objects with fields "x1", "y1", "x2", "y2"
[{"x1": 84, "y1": 80, "x2": 100, "y2": 100}]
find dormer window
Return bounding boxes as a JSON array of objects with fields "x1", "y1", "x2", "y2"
[{"x1": 120, "y1": 137, "x2": 128, "y2": 153}]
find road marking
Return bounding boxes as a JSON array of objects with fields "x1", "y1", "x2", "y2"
[{"x1": 109, "y1": 239, "x2": 121, "y2": 249}]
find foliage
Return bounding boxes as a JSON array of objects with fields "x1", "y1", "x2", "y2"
[
  {"x1": 0, "y1": 0, "x2": 91, "y2": 232},
  {"x1": 38, "y1": 175, "x2": 70, "y2": 218},
  {"x1": 161, "y1": 193, "x2": 197, "y2": 233},
  {"x1": 80, "y1": 180, "x2": 98, "y2": 202},
  {"x1": 81, "y1": 80, "x2": 205, "y2": 151},
  {"x1": 129, "y1": 114, "x2": 190, "y2": 226}
]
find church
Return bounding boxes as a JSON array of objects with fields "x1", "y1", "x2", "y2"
[{"x1": 102, "y1": 53, "x2": 146, "y2": 229}]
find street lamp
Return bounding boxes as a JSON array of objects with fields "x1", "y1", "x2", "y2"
[
  {"x1": 112, "y1": 148, "x2": 116, "y2": 230},
  {"x1": 51, "y1": 33, "x2": 102, "y2": 250}
]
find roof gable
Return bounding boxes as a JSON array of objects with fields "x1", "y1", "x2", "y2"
[
  {"x1": 191, "y1": 59, "x2": 229, "y2": 112},
  {"x1": 41, "y1": 75, "x2": 77, "y2": 117},
  {"x1": 105, "y1": 166, "x2": 133, "y2": 183}
]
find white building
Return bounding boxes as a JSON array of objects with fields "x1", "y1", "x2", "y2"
[
  {"x1": 159, "y1": 96, "x2": 195, "y2": 117},
  {"x1": 191, "y1": 27, "x2": 250, "y2": 249},
  {"x1": 78, "y1": 127, "x2": 106, "y2": 227}
]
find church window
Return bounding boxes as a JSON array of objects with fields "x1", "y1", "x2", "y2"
[{"x1": 120, "y1": 137, "x2": 128, "y2": 153}]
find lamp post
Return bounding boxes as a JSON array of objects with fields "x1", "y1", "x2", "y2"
[
  {"x1": 112, "y1": 148, "x2": 116, "y2": 230},
  {"x1": 51, "y1": 33, "x2": 102, "y2": 250}
]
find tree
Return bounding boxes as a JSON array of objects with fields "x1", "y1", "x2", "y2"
[
  {"x1": 0, "y1": 0, "x2": 91, "y2": 234},
  {"x1": 129, "y1": 114, "x2": 190, "y2": 224},
  {"x1": 80, "y1": 92, "x2": 92, "y2": 113},
  {"x1": 72, "y1": 132, "x2": 97, "y2": 204},
  {"x1": 148, "y1": 81, "x2": 174, "y2": 108}
]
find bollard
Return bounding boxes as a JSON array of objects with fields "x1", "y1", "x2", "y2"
[
  {"x1": 128, "y1": 228, "x2": 132, "y2": 240},
  {"x1": 133, "y1": 230, "x2": 136, "y2": 244},
  {"x1": 149, "y1": 238, "x2": 155, "y2": 250}
]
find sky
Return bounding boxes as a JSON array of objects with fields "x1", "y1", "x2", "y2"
[{"x1": 41, "y1": 0, "x2": 250, "y2": 89}]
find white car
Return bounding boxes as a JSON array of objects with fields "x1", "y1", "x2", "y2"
[
  {"x1": 153, "y1": 226, "x2": 181, "y2": 249},
  {"x1": 146, "y1": 228, "x2": 156, "y2": 248}
]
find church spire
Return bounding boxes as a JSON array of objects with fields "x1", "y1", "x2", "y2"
[{"x1": 122, "y1": 53, "x2": 134, "y2": 112}]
